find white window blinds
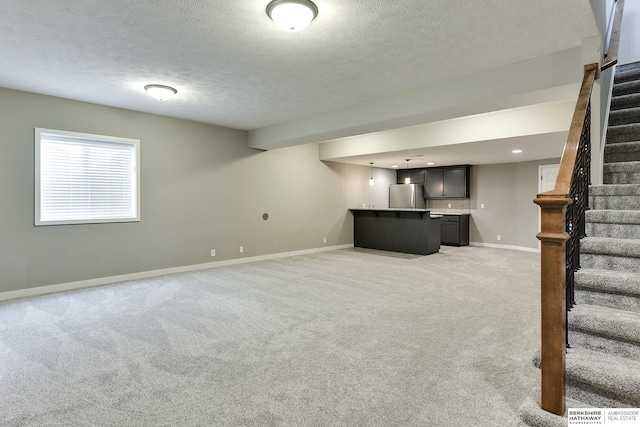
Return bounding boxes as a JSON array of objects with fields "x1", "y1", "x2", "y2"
[{"x1": 35, "y1": 129, "x2": 140, "y2": 225}]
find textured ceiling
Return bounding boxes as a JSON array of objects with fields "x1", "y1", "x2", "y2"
[{"x1": 0, "y1": 0, "x2": 597, "y2": 131}]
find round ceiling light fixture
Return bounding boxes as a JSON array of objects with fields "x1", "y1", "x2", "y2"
[
  {"x1": 266, "y1": 0, "x2": 318, "y2": 32},
  {"x1": 144, "y1": 84, "x2": 177, "y2": 101}
]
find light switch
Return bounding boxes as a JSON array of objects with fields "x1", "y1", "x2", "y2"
[{"x1": 481, "y1": 203, "x2": 485, "y2": 209}]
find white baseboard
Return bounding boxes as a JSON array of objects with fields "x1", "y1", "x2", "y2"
[
  {"x1": 0, "y1": 244, "x2": 354, "y2": 302},
  {"x1": 469, "y1": 242, "x2": 540, "y2": 253}
]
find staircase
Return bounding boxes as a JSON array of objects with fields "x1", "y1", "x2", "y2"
[{"x1": 520, "y1": 61, "x2": 640, "y2": 426}]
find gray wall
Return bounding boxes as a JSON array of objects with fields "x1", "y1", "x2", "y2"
[
  {"x1": 619, "y1": 0, "x2": 640, "y2": 65},
  {"x1": 0, "y1": 88, "x2": 393, "y2": 292},
  {"x1": 0, "y1": 86, "x2": 558, "y2": 293},
  {"x1": 469, "y1": 159, "x2": 560, "y2": 249}
]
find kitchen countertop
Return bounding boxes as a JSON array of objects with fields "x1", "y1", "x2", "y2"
[
  {"x1": 349, "y1": 207, "x2": 430, "y2": 212},
  {"x1": 349, "y1": 208, "x2": 470, "y2": 215},
  {"x1": 349, "y1": 208, "x2": 442, "y2": 218},
  {"x1": 429, "y1": 211, "x2": 471, "y2": 215}
]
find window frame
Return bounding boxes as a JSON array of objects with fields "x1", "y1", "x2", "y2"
[{"x1": 34, "y1": 128, "x2": 141, "y2": 226}]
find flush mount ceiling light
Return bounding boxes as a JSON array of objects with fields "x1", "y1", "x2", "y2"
[
  {"x1": 266, "y1": 0, "x2": 318, "y2": 32},
  {"x1": 512, "y1": 149, "x2": 523, "y2": 154},
  {"x1": 144, "y1": 84, "x2": 177, "y2": 101}
]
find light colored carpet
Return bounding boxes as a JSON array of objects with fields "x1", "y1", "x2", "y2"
[{"x1": 0, "y1": 246, "x2": 540, "y2": 426}]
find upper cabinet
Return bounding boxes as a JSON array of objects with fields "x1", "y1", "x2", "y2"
[
  {"x1": 396, "y1": 169, "x2": 425, "y2": 184},
  {"x1": 398, "y1": 165, "x2": 471, "y2": 199},
  {"x1": 424, "y1": 166, "x2": 470, "y2": 198}
]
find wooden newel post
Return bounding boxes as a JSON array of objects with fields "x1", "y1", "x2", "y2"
[{"x1": 534, "y1": 193, "x2": 572, "y2": 416}]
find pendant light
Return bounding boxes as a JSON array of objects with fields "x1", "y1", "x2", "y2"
[
  {"x1": 404, "y1": 159, "x2": 411, "y2": 184},
  {"x1": 369, "y1": 162, "x2": 375, "y2": 186},
  {"x1": 266, "y1": 0, "x2": 318, "y2": 32}
]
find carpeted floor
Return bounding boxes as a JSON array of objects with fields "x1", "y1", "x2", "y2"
[{"x1": 0, "y1": 246, "x2": 540, "y2": 426}]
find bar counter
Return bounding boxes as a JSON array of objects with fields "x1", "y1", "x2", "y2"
[{"x1": 348, "y1": 208, "x2": 441, "y2": 255}]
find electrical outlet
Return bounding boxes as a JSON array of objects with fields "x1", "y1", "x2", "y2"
[
  {"x1": 239, "y1": 246, "x2": 244, "y2": 253},
  {"x1": 323, "y1": 237, "x2": 327, "y2": 244},
  {"x1": 448, "y1": 203, "x2": 452, "y2": 208},
  {"x1": 210, "y1": 249, "x2": 216, "y2": 257},
  {"x1": 497, "y1": 235, "x2": 501, "y2": 241}
]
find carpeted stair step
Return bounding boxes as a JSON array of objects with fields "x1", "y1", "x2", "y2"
[
  {"x1": 608, "y1": 107, "x2": 640, "y2": 126},
  {"x1": 611, "y1": 93, "x2": 640, "y2": 111},
  {"x1": 604, "y1": 141, "x2": 640, "y2": 163},
  {"x1": 580, "y1": 237, "x2": 640, "y2": 273},
  {"x1": 585, "y1": 209, "x2": 640, "y2": 239},
  {"x1": 568, "y1": 304, "x2": 640, "y2": 362},
  {"x1": 575, "y1": 269, "x2": 640, "y2": 313},
  {"x1": 590, "y1": 184, "x2": 640, "y2": 210},
  {"x1": 531, "y1": 347, "x2": 640, "y2": 407},
  {"x1": 607, "y1": 123, "x2": 640, "y2": 144},
  {"x1": 615, "y1": 65, "x2": 640, "y2": 85},
  {"x1": 565, "y1": 347, "x2": 640, "y2": 407},
  {"x1": 613, "y1": 79, "x2": 640, "y2": 97},
  {"x1": 603, "y1": 161, "x2": 640, "y2": 184},
  {"x1": 518, "y1": 396, "x2": 591, "y2": 427}
]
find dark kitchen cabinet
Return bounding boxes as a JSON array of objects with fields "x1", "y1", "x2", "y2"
[
  {"x1": 396, "y1": 169, "x2": 425, "y2": 184},
  {"x1": 424, "y1": 169, "x2": 444, "y2": 198},
  {"x1": 424, "y1": 165, "x2": 471, "y2": 199},
  {"x1": 439, "y1": 214, "x2": 470, "y2": 246}
]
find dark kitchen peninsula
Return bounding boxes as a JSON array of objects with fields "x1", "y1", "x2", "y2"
[{"x1": 349, "y1": 208, "x2": 441, "y2": 255}]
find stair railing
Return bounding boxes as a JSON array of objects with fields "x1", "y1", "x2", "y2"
[
  {"x1": 532, "y1": 0, "x2": 626, "y2": 415},
  {"x1": 533, "y1": 63, "x2": 597, "y2": 416}
]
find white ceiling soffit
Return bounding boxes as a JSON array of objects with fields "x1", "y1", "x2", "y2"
[
  {"x1": 320, "y1": 98, "x2": 576, "y2": 168},
  {"x1": 0, "y1": 0, "x2": 597, "y2": 140},
  {"x1": 327, "y1": 132, "x2": 569, "y2": 169}
]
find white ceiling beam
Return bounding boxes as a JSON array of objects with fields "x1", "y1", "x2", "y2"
[{"x1": 319, "y1": 100, "x2": 575, "y2": 161}]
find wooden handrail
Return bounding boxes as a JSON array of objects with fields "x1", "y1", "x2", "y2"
[
  {"x1": 533, "y1": 63, "x2": 598, "y2": 416},
  {"x1": 544, "y1": 64, "x2": 598, "y2": 197},
  {"x1": 602, "y1": 0, "x2": 625, "y2": 71}
]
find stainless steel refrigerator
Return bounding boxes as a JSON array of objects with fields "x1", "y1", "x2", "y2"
[{"x1": 389, "y1": 184, "x2": 426, "y2": 209}]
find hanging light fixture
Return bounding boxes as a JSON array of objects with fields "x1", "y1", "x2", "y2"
[
  {"x1": 369, "y1": 162, "x2": 375, "y2": 186},
  {"x1": 266, "y1": 0, "x2": 318, "y2": 32},
  {"x1": 144, "y1": 84, "x2": 177, "y2": 101},
  {"x1": 404, "y1": 159, "x2": 411, "y2": 184}
]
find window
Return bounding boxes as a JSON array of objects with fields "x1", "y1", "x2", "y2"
[{"x1": 35, "y1": 128, "x2": 140, "y2": 226}]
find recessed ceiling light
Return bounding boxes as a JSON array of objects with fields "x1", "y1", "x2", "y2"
[
  {"x1": 144, "y1": 84, "x2": 177, "y2": 101},
  {"x1": 427, "y1": 162, "x2": 434, "y2": 165},
  {"x1": 392, "y1": 165, "x2": 398, "y2": 168},
  {"x1": 512, "y1": 149, "x2": 523, "y2": 154}
]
